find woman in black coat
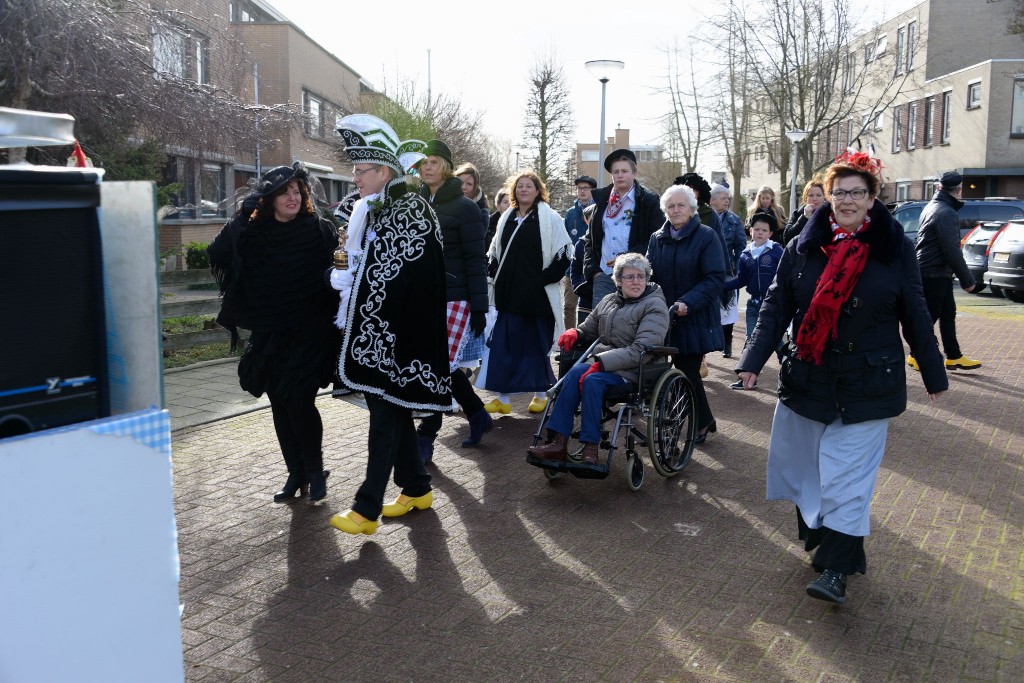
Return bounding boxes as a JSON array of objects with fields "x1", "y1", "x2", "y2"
[
  {"x1": 781, "y1": 178, "x2": 826, "y2": 246},
  {"x1": 736, "y1": 154, "x2": 947, "y2": 605},
  {"x1": 414, "y1": 141, "x2": 492, "y2": 457},
  {"x1": 646, "y1": 184, "x2": 726, "y2": 443},
  {"x1": 208, "y1": 163, "x2": 338, "y2": 504}
]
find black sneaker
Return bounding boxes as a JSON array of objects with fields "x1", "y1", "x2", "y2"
[
  {"x1": 806, "y1": 569, "x2": 847, "y2": 603},
  {"x1": 729, "y1": 379, "x2": 755, "y2": 390}
]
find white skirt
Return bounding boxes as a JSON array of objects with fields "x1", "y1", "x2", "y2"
[
  {"x1": 766, "y1": 402, "x2": 889, "y2": 537},
  {"x1": 720, "y1": 291, "x2": 739, "y2": 325}
]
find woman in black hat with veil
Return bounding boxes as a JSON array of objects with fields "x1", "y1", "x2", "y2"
[{"x1": 208, "y1": 163, "x2": 339, "y2": 505}]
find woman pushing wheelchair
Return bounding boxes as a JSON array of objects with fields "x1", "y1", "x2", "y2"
[{"x1": 527, "y1": 253, "x2": 670, "y2": 467}]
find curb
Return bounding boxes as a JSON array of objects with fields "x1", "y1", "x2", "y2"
[{"x1": 164, "y1": 356, "x2": 239, "y2": 374}]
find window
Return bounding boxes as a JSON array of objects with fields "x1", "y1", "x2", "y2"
[
  {"x1": 892, "y1": 105, "x2": 903, "y2": 152},
  {"x1": 896, "y1": 182, "x2": 911, "y2": 202},
  {"x1": 967, "y1": 82, "x2": 982, "y2": 109},
  {"x1": 1011, "y1": 79, "x2": 1024, "y2": 137},
  {"x1": 876, "y1": 35, "x2": 888, "y2": 58},
  {"x1": 906, "y1": 21, "x2": 917, "y2": 72},
  {"x1": 941, "y1": 91, "x2": 952, "y2": 142},
  {"x1": 152, "y1": 22, "x2": 209, "y2": 83},
  {"x1": 874, "y1": 111, "x2": 885, "y2": 131},
  {"x1": 896, "y1": 27, "x2": 906, "y2": 76},
  {"x1": 924, "y1": 179, "x2": 940, "y2": 197},
  {"x1": 842, "y1": 52, "x2": 857, "y2": 93},
  {"x1": 907, "y1": 101, "x2": 918, "y2": 150},
  {"x1": 229, "y1": 0, "x2": 276, "y2": 22},
  {"x1": 302, "y1": 90, "x2": 324, "y2": 137},
  {"x1": 200, "y1": 164, "x2": 226, "y2": 217},
  {"x1": 864, "y1": 43, "x2": 874, "y2": 65},
  {"x1": 580, "y1": 150, "x2": 599, "y2": 162},
  {"x1": 923, "y1": 97, "x2": 934, "y2": 146}
]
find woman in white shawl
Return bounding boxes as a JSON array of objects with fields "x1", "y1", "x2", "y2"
[{"x1": 477, "y1": 170, "x2": 572, "y2": 414}]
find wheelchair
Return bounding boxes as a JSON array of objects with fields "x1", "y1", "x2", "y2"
[{"x1": 527, "y1": 340, "x2": 698, "y2": 490}]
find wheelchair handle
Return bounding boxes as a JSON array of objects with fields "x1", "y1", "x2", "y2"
[{"x1": 546, "y1": 338, "x2": 602, "y2": 398}]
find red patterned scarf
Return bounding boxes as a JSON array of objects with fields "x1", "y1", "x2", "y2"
[{"x1": 794, "y1": 214, "x2": 872, "y2": 365}]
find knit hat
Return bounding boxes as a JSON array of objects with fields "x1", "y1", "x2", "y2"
[
  {"x1": 421, "y1": 139, "x2": 453, "y2": 168},
  {"x1": 258, "y1": 162, "x2": 309, "y2": 197},
  {"x1": 336, "y1": 113, "x2": 425, "y2": 176},
  {"x1": 939, "y1": 170, "x2": 963, "y2": 189},
  {"x1": 746, "y1": 208, "x2": 778, "y2": 233},
  {"x1": 603, "y1": 148, "x2": 637, "y2": 172}
]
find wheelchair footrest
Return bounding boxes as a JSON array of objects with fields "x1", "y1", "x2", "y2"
[{"x1": 565, "y1": 462, "x2": 610, "y2": 479}]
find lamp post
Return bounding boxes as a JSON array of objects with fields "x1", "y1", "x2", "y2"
[
  {"x1": 785, "y1": 128, "x2": 809, "y2": 216},
  {"x1": 585, "y1": 60, "x2": 625, "y2": 187}
]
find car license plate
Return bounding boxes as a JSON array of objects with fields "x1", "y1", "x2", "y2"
[{"x1": 993, "y1": 252, "x2": 1010, "y2": 263}]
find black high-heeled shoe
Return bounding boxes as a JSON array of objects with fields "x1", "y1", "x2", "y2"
[
  {"x1": 695, "y1": 421, "x2": 717, "y2": 445},
  {"x1": 307, "y1": 470, "x2": 330, "y2": 505},
  {"x1": 273, "y1": 472, "x2": 307, "y2": 503}
]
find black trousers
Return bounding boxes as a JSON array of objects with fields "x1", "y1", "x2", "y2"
[
  {"x1": 921, "y1": 276, "x2": 962, "y2": 359},
  {"x1": 797, "y1": 507, "x2": 867, "y2": 575},
  {"x1": 354, "y1": 395, "x2": 432, "y2": 521},
  {"x1": 268, "y1": 390, "x2": 323, "y2": 475},
  {"x1": 417, "y1": 369, "x2": 484, "y2": 439},
  {"x1": 672, "y1": 353, "x2": 715, "y2": 432}
]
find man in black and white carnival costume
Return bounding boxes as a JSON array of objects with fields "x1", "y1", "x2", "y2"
[{"x1": 328, "y1": 114, "x2": 452, "y2": 536}]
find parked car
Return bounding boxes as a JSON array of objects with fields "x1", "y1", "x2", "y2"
[
  {"x1": 961, "y1": 221, "x2": 1008, "y2": 295},
  {"x1": 892, "y1": 198, "x2": 1024, "y2": 240},
  {"x1": 984, "y1": 219, "x2": 1024, "y2": 303}
]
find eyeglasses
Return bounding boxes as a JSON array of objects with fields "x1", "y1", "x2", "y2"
[
  {"x1": 620, "y1": 274, "x2": 647, "y2": 282},
  {"x1": 830, "y1": 188, "x2": 869, "y2": 201},
  {"x1": 352, "y1": 166, "x2": 380, "y2": 178}
]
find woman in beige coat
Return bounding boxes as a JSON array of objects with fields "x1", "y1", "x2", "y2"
[{"x1": 527, "y1": 253, "x2": 669, "y2": 466}]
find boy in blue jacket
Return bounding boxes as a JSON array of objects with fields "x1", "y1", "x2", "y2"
[{"x1": 724, "y1": 209, "x2": 784, "y2": 389}]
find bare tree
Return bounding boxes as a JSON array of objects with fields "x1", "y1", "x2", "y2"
[
  {"x1": 715, "y1": 0, "x2": 916, "y2": 202},
  {"x1": 521, "y1": 53, "x2": 576, "y2": 208},
  {"x1": 363, "y1": 77, "x2": 505, "y2": 204},
  {"x1": 656, "y1": 41, "x2": 704, "y2": 174},
  {"x1": 1010, "y1": 0, "x2": 1024, "y2": 36},
  {"x1": 0, "y1": 0, "x2": 296, "y2": 169}
]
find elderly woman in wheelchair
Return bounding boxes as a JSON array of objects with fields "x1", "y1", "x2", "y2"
[{"x1": 527, "y1": 253, "x2": 696, "y2": 487}]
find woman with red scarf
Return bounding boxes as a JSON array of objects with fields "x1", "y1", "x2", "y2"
[{"x1": 735, "y1": 154, "x2": 947, "y2": 605}]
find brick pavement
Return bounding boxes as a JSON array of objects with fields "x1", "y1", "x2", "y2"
[{"x1": 170, "y1": 290, "x2": 1023, "y2": 682}]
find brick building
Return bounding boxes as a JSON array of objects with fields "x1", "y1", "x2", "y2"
[
  {"x1": 743, "y1": 0, "x2": 1024, "y2": 205},
  {"x1": 155, "y1": 0, "x2": 370, "y2": 266},
  {"x1": 576, "y1": 128, "x2": 681, "y2": 195}
]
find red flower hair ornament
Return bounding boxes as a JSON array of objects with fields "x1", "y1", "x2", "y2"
[{"x1": 833, "y1": 150, "x2": 883, "y2": 178}]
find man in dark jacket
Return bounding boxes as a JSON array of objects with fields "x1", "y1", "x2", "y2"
[
  {"x1": 908, "y1": 171, "x2": 981, "y2": 371},
  {"x1": 583, "y1": 149, "x2": 665, "y2": 305},
  {"x1": 560, "y1": 175, "x2": 596, "y2": 332}
]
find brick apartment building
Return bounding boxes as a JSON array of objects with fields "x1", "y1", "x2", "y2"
[
  {"x1": 155, "y1": 0, "x2": 369, "y2": 266},
  {"x1": 576, "y1": 128, "x2": 682, "y2": 195},
  {"x1": 742, "y1": 0, "x2": 1024, "y2": 205}
]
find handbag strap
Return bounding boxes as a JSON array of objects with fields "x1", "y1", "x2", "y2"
[{"x1": 493, "y1": 216, "x2": 525, "y2": 283}]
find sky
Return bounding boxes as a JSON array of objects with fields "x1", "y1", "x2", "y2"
[{"x1": 279, "y1": 0, "x2": 923, "y2": 175}]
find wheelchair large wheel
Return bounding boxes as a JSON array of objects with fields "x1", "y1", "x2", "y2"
[
  {"x1": 625, "y1": 451, "x2": 644, "y2": 491},
  {"x1": 647, "y1": 369, "x2": 697, "y2": 477}
]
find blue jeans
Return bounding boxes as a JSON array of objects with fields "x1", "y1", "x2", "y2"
[
  {"x1": 745, "y1": 297, "x2": 763, "y2": 341},
  {"x1": 547, "y1": 363, "x2": 626, "y2": 444}
]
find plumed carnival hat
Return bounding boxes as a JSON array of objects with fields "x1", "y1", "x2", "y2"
[
  {"x1": 603, "y1": 148, "x2": 637, "y2": 172},
  {"x1": 420, "y1": 139, "x2": 454, "y2": 168},
  {"x1": 258, "y1": 161, "x2": 310, "y2": 197},
  {"x1": 336, "y1": 113, "x2": 426, "y2": 176},
  {"x1": 746, "y1": 208, "x2": 779, "y2": 233},
  {"x1": 675, "y1": 172, "x2": 713, "y2": 203},
  {"x1": 939, "y1": 170, "x2": 964, "y2": 189}
]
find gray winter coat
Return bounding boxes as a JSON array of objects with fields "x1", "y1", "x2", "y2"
[
  {"x1": 577, "y1": 284, "x2": 670, "y2": 383},
  {"x1": 915, "y1": 190, "x2": 975, "y2": 287}
]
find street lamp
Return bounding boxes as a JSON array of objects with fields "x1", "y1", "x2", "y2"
[
  {"x1": 785, "y1": 128, "x2": 809, "y2": 216},
  {"x1": 585, "y1": 60, "x2": 625, "y2": 187}
]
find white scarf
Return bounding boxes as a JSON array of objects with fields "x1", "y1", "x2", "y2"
[
  {"x1": 487, "y1": 201, "x2": 573, "y2": 341},
  {"x1": 332, "y1": 192, "x2": 379, "y2": 329},
  {"x1": 748, "y1": 239, "x2": 775, "y2": 259}
]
